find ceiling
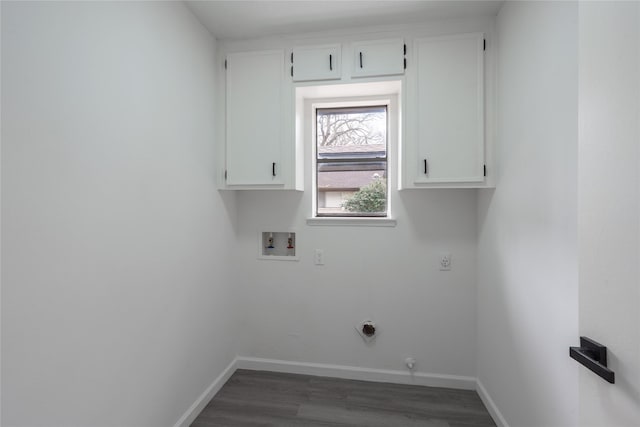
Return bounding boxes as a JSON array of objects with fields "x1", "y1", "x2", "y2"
[{"x1": 185, "y1": 1, "x2": 504, "y2": 41}]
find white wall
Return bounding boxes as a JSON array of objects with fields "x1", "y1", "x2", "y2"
[
  {"x1": 1, "y1": 2, "x2": 238, "y2": 426},
  {"x1": 11, "y1": 3, "x2": 633, "y2": 427},
  {"x1": 234, "y1": 189, "x2": 478, "y2": 378},
  {"x1": 578, "y1": 2, "x2": 640, "y2": 426},
  {"x1": 221, "y1": 17, "x2": 494, "y2": 383},
  {"x1": 476, "y1": 2, "x2": 579, "y2": 426},
  {"x1": 218, "y1": 19, "x2": 497, "y2": 382}
]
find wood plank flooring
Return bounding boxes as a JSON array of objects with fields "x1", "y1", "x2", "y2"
[{"x1": 191, "y1": 370, "x2": 496, "y2": 427}]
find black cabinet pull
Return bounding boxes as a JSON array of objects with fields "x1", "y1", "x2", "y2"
[
  {"x1": 423, "y1": 159, "x2": 428, "y2": 175},
  {"x1": 570, "y1": 337, "x2": 615, "y2": 384},
  {"x1": 329, "y1": 54, "x2": 333, "y2": 70},
  {"x1": 272, "y1": 162, "x2": 276, "y2": 177},
  {"x1": 359, "y1": 51, "x2": 363, "y2": 68}
]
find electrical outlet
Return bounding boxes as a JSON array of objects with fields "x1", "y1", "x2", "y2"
[
  {"x1": 314, "y1": 249, "x2": 324, "y2": 265},
  {"x1": 440, "y1": 253, "x2": 451, "y2": 271}
]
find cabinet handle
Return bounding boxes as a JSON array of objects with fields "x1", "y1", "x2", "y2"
[
  {"x1": 272, "y1": 162, "x2": 276, "y2": 177},
  {"x1": 359, "y1": 51, "x2": 363, "y2": 68},
  {"x1": 329, "y1": 54, "x2": 333, "y2": 71},
  {"x1": 423, "y1": 159, "x2": 428, "y2": 175}
]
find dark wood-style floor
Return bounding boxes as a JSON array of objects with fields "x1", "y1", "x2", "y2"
[{"x1": 191, "y1": 370, "x2": 496, "y2": 427}]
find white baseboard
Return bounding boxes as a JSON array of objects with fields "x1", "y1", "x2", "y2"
[
  {"x1": 476, "y1": 379, "x2": 509, "y2": 427},
  {"x1": 174, "y1": 356, "x2": 506, "y2": 427},
  {"x1": 235, "y1": 356, "x2": 476, "y2": 390},
  {"x1": 173, "y1": 357, "x2": 238, "y2": 427}
]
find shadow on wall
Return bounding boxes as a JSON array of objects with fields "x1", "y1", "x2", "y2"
[
  {"x1": 476, "y1": 188, "x2": 496, "y2": 235},
  {"x1": 217, "y1": 190, "x2": 240, "y2": 234},
  {"x1": 397, "y1": 189, "x2": 479, "y2": 241},
  {"x1": 235, "y1": 190, "x2": 305, "y2": 227}
]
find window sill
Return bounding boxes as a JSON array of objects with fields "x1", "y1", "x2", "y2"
[{"x1": 306, "y1": 217, "x2": 397, "y2": 227}]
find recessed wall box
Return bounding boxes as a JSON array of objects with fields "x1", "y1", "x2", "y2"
[{"x1": 259, "y1": 231, "x2": 298, "y2": 261}]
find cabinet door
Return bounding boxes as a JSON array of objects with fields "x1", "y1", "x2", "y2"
[
  {"x1": 351, "y1": 38, "x2": 405, "y2": 78},
  {"x1": 226, "y1": 50, "x2": 285, "y2": 186},
  {"x1": 414, "y1": 33, "x2": 484, "y2": 183},
  {"x1": 292, "y1": 45, "x2": 341, "y2": 82}
]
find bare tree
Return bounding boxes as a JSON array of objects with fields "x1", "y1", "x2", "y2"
[{"x1": 317, "y1": 111, "x2": 385, "y2": 147}]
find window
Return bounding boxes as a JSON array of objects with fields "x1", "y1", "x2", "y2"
[{"x1": 315, "y1": 105, "x2": 388, "y2": 217}]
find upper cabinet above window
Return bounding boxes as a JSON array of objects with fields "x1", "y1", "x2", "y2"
[
  {"x1": 291, "y1": 40, "x2": 406, "y2": 82},
  {"x1": 219, "y1": 29, "x2": 493, "y2": 191},
  {"x1": 291, "y1": 44, "x2": 342, "y2": 82},
  {"x1": 351, "y1": 38, "x2": 406, "y2": 78}
]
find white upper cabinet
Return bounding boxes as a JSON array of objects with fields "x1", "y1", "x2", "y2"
[
  {"x1": 291, "y1": 44, "x2": 341, "y2": 82},
  {"x1": 409, "y1": 33, "x2": 485, "y2": 186},
  {"x1": 351, "y1": 38, "x2": 406, "y2": 78},
  {"x1": 221, "y1": 31, "x2": 491, "y2": 191},
  {"x1": 225, "y1": 50, "x2": 295, "y2": 188}
]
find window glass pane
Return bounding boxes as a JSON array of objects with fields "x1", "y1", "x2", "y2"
[
  {"x1": 317, "y1": 167, "x2": 387, "y2": 216},
  {"x1": 317, "y1": 106, "x2": 387, "y2": 158},
  {"x1": 316, "y1": 106, "x2": 387, "y2": 217}
]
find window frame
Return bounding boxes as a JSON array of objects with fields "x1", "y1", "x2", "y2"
[
  {"x1": 306, "y1": 94, "x2": 398, "y2": 226},
  {"x1": 315, "y1": 104, "x2": 389, "y2": 218}
]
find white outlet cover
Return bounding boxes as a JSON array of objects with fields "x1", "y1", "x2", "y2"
[{"x1": 355, "y1": 320, "x2": 378, "y2": 342}]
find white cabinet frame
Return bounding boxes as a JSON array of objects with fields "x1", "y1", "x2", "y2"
[
  {"x1": 291, "y1": 44, "x2": 342, "y2": 82},
  {"x1": 351, "y1": 38, "x2": 406, "y2": 78},
  {"x1": 224, "y1": 50, "x2": 300, "y2": 190},
  {"x1": 408, "y1": 33, "x2": 486, "y2": 186}
]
